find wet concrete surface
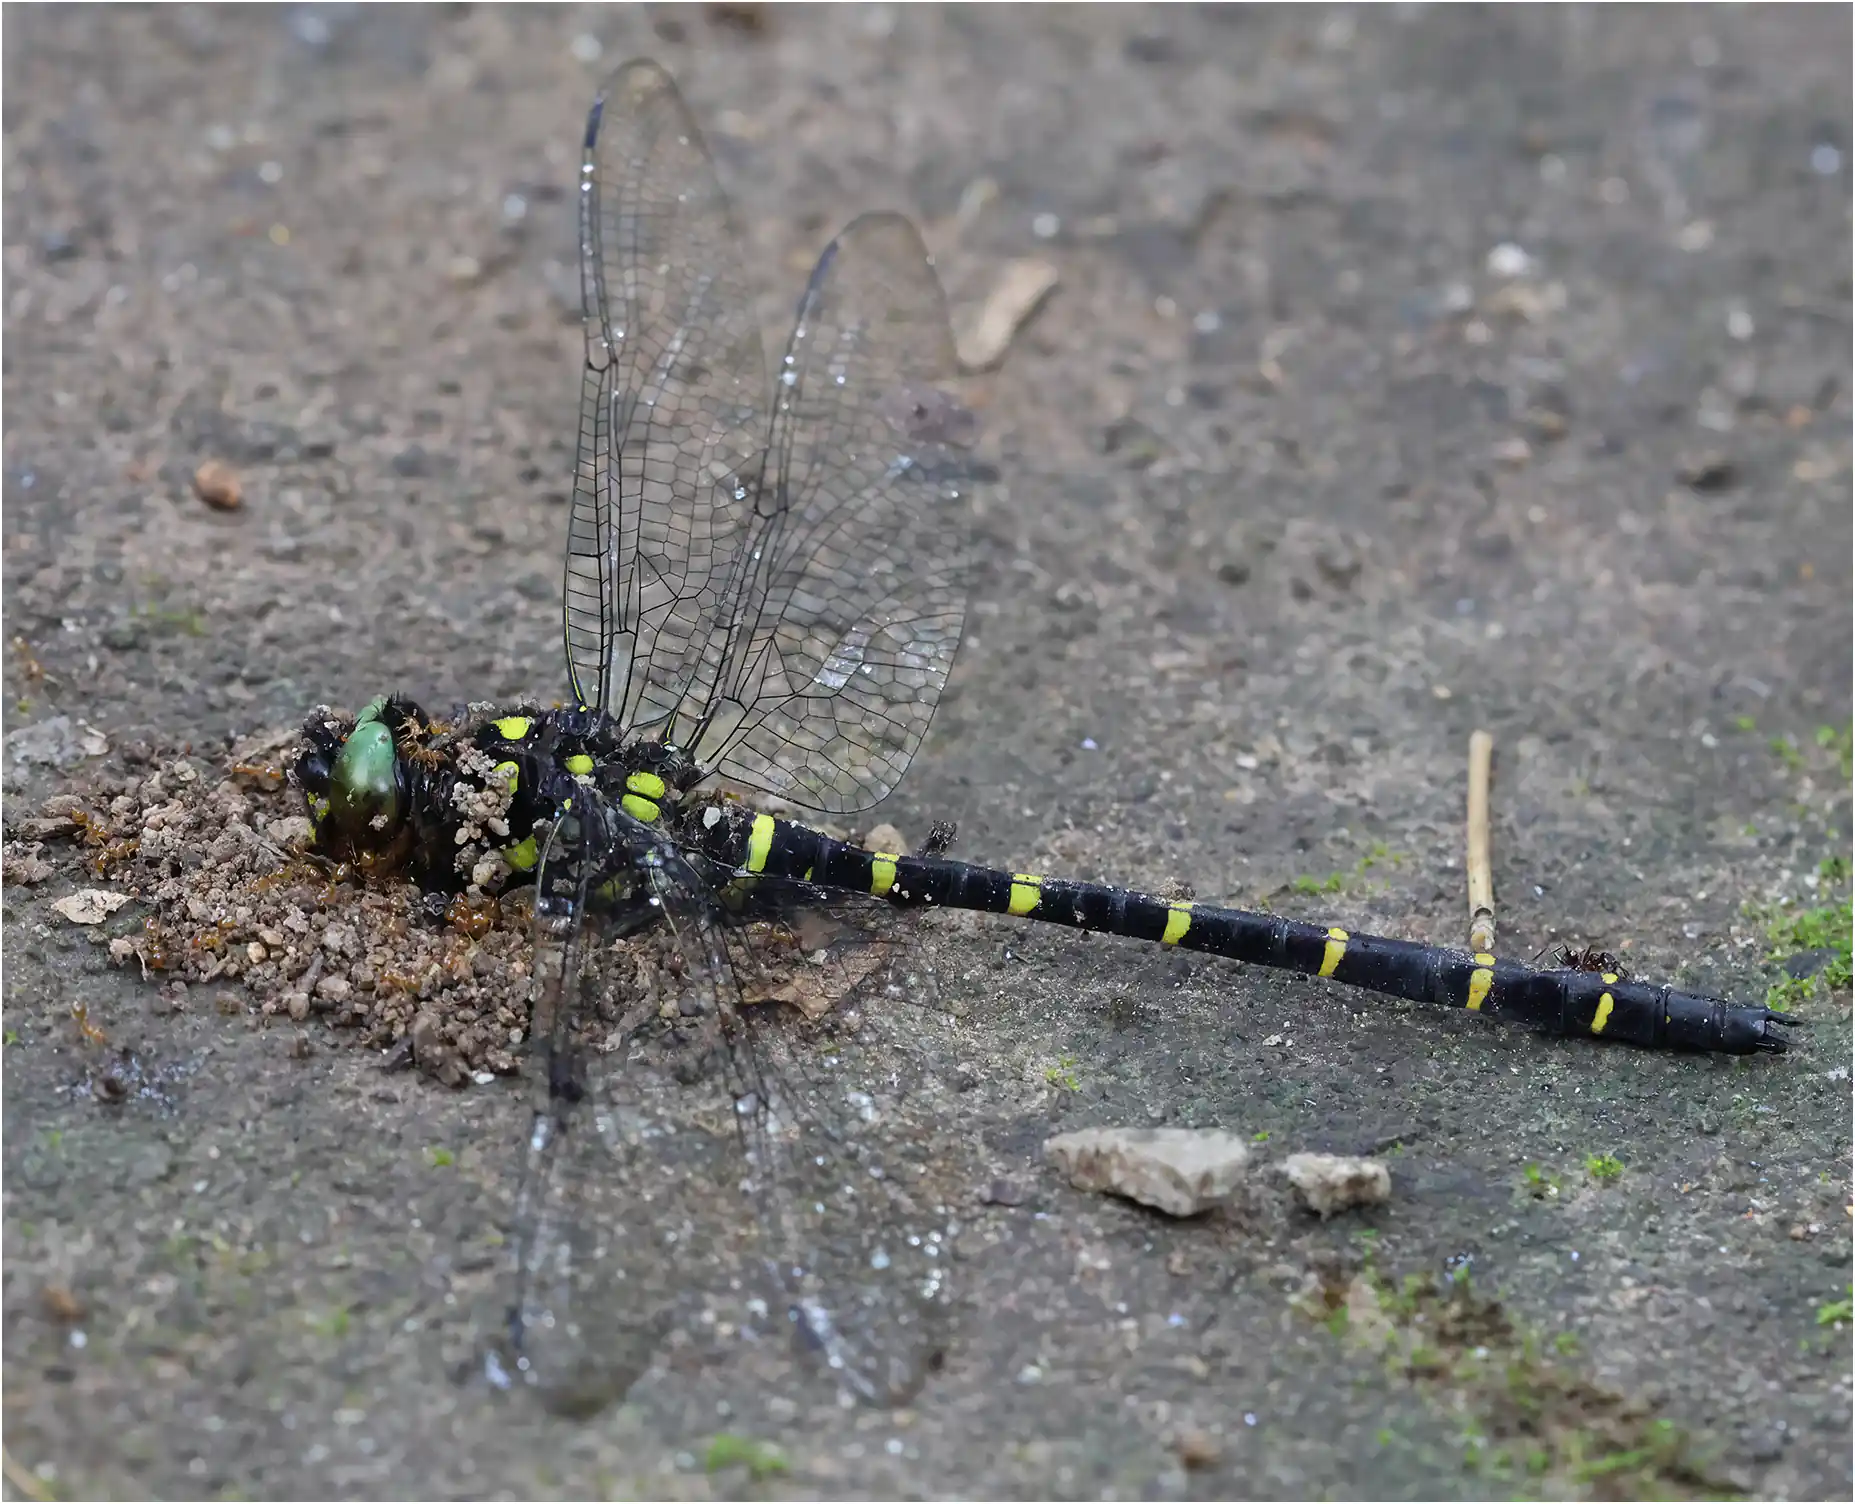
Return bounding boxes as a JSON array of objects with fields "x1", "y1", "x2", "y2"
[{"x1": 3, "y1": 5, "x2": 1850, "y2": 1498}]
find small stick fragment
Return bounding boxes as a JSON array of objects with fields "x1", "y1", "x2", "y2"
[
  {"x1": 1467, "y1": 729, "x2": 1495, "y2": 953},
  {"x1": 2, "y1": 1447, "x2": 54, "y2": 1501}
]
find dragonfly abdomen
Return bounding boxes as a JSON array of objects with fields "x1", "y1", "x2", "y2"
[{"x1": 708, "y1": 809, "x2": 1788, "y2": 1055}]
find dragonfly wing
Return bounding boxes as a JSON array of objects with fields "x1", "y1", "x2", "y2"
[
  {"x1": 500, "y1": 796, "x2": 954, "y2": 1410},
  {"x1": 571, "y1": 66, "x2": 980, "y2": 812},
  {"x1": 497, "y1": 795, "x2": 743, "y2": 1416},
  {"x1": 711, "y1": 882, "x2": 956, "y2": 1403},
  {"x1": 567, "y1": 59, "x2": 769, "y2": 727},
  {"x1": 689, "y1": 212, "x2": 981, "y2": 813}
]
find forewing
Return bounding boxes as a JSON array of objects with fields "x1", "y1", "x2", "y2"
[
  {"x1": 566, "y1": 59, "x2": 768, "y2": 725},
  {"x1": 689, "y1": 212, "x2": 980, "y2": 813}
]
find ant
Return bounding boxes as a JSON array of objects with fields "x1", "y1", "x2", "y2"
[{"x1": 1536, "y1": 941, "x2": 1628, "y2": 978}]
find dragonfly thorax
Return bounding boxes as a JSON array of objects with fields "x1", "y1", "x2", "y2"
[{"x1": 292, "y1": 696, "x2": 711, "y2": 893}]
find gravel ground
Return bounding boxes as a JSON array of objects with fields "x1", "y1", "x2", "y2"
[{"x1": 3, "y1": 6, "x2": 1850, "y2": 1499}]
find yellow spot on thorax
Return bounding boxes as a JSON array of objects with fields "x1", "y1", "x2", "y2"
[
  {"x1": 1591, "y1": 992, "x2": 1614, "y2": 1034},
  {"x1": 621, "y1": 794, "x2": 660, "y2": 823},
  {"x1": 869, "y1": 854, "x2": 899, "y2": 897},
  {"x1": 492, "y1": 760, "x2": 519, "y2": 794},
  {"x1": 493, "y1": 716, "x2": 532, "y2": 741},
  {"x1": 745, "y1": 813, "x2": 776, "y2": 873},
  {"x1": 1318, "y1": 927, "x2": 1349, "y2": 978},
  {"x1": 1008, "y1": 874, "x2": 1043, "y2": 916},
  {"x1": 564, "y1": 753, "x2": 594, "y2": 776},
  {"x1": 1161, "y1": 901, "x2": 1193, "y2": 945},
  {"x1": 626, "y1": 770, "x2": 667, "y2": 800},
  {"x1": 504, "y1": 834, "x2": 538, "y2": 871}
]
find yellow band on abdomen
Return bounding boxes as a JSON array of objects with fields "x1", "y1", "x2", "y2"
[
  {"x1": 1161, "y1": 901, "x2": 1193, "y2": 945},
  {"x1": 1591, "y1": 991, "x2": 1614, "y2": 1034},
  {"x1": 869, "y1": 854, "x2": 898, "y2": 897},
  {"x1": 1008, "y1": 874, "x2": 1043, "y2": 916},
  {"x1": 1319, "y1": 927, "x2": 1348, "y2": 978}
]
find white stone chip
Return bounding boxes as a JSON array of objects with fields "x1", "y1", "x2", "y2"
[
  {"x1": 1044, "y1": 1127, "x2": 1252, "y2": 1217},
  {"x1": 1280, "y1": 1153, "x2": 1392, "y2": 1217}
]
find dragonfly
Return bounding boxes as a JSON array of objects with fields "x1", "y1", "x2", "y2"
[{"x1": 290, "y1": 55, "x2": 1795, "y2": 1416}]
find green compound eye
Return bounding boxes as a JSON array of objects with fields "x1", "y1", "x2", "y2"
[{"x1": 328, "y1": 718, "x2": 401, "y2": 842}]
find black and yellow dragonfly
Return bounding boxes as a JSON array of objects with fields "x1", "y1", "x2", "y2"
[{"x1": 292, "y1": 58, "x2": 1794, "y2": 1416}]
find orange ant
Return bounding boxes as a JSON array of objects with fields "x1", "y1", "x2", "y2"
[
  {"x1": 444, "y1": 892, "x2": 500, "y2": 939},
  {"x1": 89, "y1": 837, "x2": 139, "y2": 877},
  {"x1": 66, "y1": 808, "x2": 138, "y2": 877},
  {"x1": 70, "y1": 1001, "x2": 109, "y2": 1047},
  {"x1": 140, "y1": 919, "x2": 177, "y2": 972},
  {"x1": 189, "y1": 919, "x2": 239, "y2": 955},
  {"x1": 231, "y1": 760, "x2": 287, "y2": 787},
  {"x1": 395, "y1": 712, "x2": 452, "y2": 771},
  {"x1": 11, "y1": 636, "x2": 45, "y2": 685}
]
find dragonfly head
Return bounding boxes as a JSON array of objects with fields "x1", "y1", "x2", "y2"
[{"x1": 293, "y1": 694, "x2": 417, "y2": 870}]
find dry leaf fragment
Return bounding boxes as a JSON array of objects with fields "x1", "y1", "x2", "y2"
[
  {"x1": 958, "y1": 258, "x2": 1059, "y2": 371},
  {"x1": 52, "y1": 889, "x2": 131, "y2": 925}
]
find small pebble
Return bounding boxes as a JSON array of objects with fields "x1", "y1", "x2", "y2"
[
  {"x1": 1525, "y1": 408, "x2": 1568, "y2": 441},
  {"x1": 1485, "y1": 242, "x2": 1533, "y2": 279},
  {"x1": 1491, "y1": 435, "x2": 1532, "y2": 468},
  {"x1": 1676, "y1": 451, "x2": 1738, "y2": 491},
  {"x1": 1173, "y1": 1429, "x2": 1221, "y2": 1470},
  {"x1": 193, "y1": 459, "x2": 242, "y2": 511},
  {"x1": 863, "y1": 823, "x2": 908, "y2": 856},
  {"x1": 41, "y1": 1284, "x2": 85, "y2": 1322}
]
